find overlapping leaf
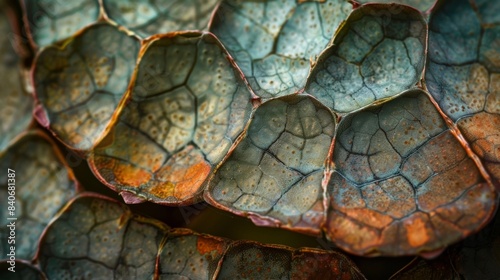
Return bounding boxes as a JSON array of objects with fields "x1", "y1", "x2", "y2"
[
  {"x1": 207, "y1": 95, "x2": 335, "y2": 233},
  {"x1": 0, "y1": 131, "x2": 77, "y2": 260},
  {"x1": 22, "y1": 0, "x2": 100, "y2": 48},
  {"x1": 306, "y1": 4, "x2": 427, "y2": 114},
  {"x1": 33, "y1": 22, "x2": 140, "y2": 152},
  {"x1": 37, "y1": 195, "x2": 365, "y2": 279},
  {"x1": 89, "y1": 32, "x2": 253, "y2": 205},
  {"x1": 102, "y1": 0, "x2": 219, "y2": 38},
  {"x1": 426, "y1": 0, "x2": 500, "y2": 186},
  {"x1": 210, "y1": 0, "x2": 352, "y2": 98},
  {"x1": 326, "y1": 90, "x2": 496, "y2": 255},
  {"x1": 0, "y1": 10, "x2": 32, "y2": 152}
]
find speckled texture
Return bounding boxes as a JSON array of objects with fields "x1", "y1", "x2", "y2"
[
  {"x1": 306, "y1": 4, "x2": 427, "y2": 114},
  {"x1": 210, "y1": 0, "x2": 351, "y2": 98},
  {"x1": 207, "y1": 95, "x2": 334, "y2": 232},
  {"x1": 327, "y1": 91, "x2": 496, "y2": 255}
]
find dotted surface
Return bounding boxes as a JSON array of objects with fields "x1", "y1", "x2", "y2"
[
  {"x1": 210, "y1": 0, "x2": 351, "y2": 98},
  {"x1": 306, "y1": 5, "x2": 426, "y2": 113}
]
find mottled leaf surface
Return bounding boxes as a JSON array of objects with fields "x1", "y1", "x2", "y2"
[
  {"x1": 426, "y1": 0, "x2": 500, "y2": 185},
  {"x1": 306, "y1": 4, "x2": 426, "y2": 114},
  {"x1": 33, "y1": 22, "x2": 140, "y2": 152},
  {"x1": 356, "y1": 0, "x2": 435, "y2": 12},
  {"x1": 0, "y1": 11, "x2": 32, "y2": 152},
  {"x1": 210, "y1": 0, "x2": 351, "y2": 98},
  {"x1": 37, "y1": 195, "x2": 169, "y2": 280},
  {"x1": 326, "y1": 90, "x2": 496, "y2": 255},
  {"x1": 22, "y1": 0, "x2": 100, "y2": 48},
  {"x1": 216, "y1": 242, "x2": 365, "y2": 279},
  {"x1": 207, "y1": 95, "x2": 335, "y2": 233},
  {"x1": 89, "y1": 32, "x2": 252, "y2": 205},
  {"x1": 103, "y1": 0, "x2": 219, "y2": 38},
  {"x1": 0, "y1": 131, "x2": 76, "y2": 260}
]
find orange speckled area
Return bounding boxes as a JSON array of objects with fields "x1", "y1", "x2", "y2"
[
  {"x1": 326, "y1": 212, "x2": 380, "y2": 254},
  {"x1": 174, "y1": 161, "x2": 211, "y2": 199},
  {"x1": 404, "y1": 217, "x2": 430, "y2": 248},
  {"x1": 458, "y1": 112, "x2": 500, "y2": 183},
  {"x1": 327, "y1": 180, "x2": 497, "y2": 255},
  {"x1": 156, "y1": 147, "x2": 212, "y2": 200},
  {"x1": 196, "y1": 236, "x2": 226, "y2": 255},
  {"x1": 94, "y1": 156, "x2": 116, "y2": 170},
  {"x1": 342, "y1": 208, "x2": 393, "y2": 230},
  {"x1": 114, "y1": 162, "x2": 151, "y2": 186},
  {"x1": 149, "y1": 181, "x2": 175, "y2": 199}
]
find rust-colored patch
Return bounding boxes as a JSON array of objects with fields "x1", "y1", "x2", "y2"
[
  {"x1": 342, "y1": 208, "x2": 393, "y2": 230},
  {"x1": 114, "y1": 162, "x2": 151, "y2": 186},
  {"x1": 149, "y1": 181, "x2": 175, "y2": 199},
  {"x1": 174, "y1": 161, "x2": 211, "y2": 199},
  {"x1": 154, "y1": 146, "x2": 212, "y2": 200},
  {"x1": 484, "y1": 48, "x2": 500, "y2": 69},
  {"x1": 196, "y1": 236, "x2": 226, "y2": 255},
  {"x1": 326, "y1": 211, "x2": 381, "y2": 254},
  {"x1": 94, "y1": 156, "x2": 115, "y2": 170},
  {"x1": 458, "y1": 112, "x2": 500, "y2": 184},
  {"x1": 405, "y1": 217, "x2": 430, "y2": 248}
]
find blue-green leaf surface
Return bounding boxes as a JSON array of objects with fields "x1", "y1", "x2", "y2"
[
  {"x1": 22, "y1": 0, "x2": 100, "y2": 48},
  {"x1": 207, "y1": 95, "x2": 335, "y2": 233},
  {"x1": 306, "y1": 4, "x2": 427, "y2": 114},
  {"x1": 210, "y1": 0, "x2": 351, "y2": 98},
  {"x1": 102, "y1": 0, "x2": 219, "y2": 38}
]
